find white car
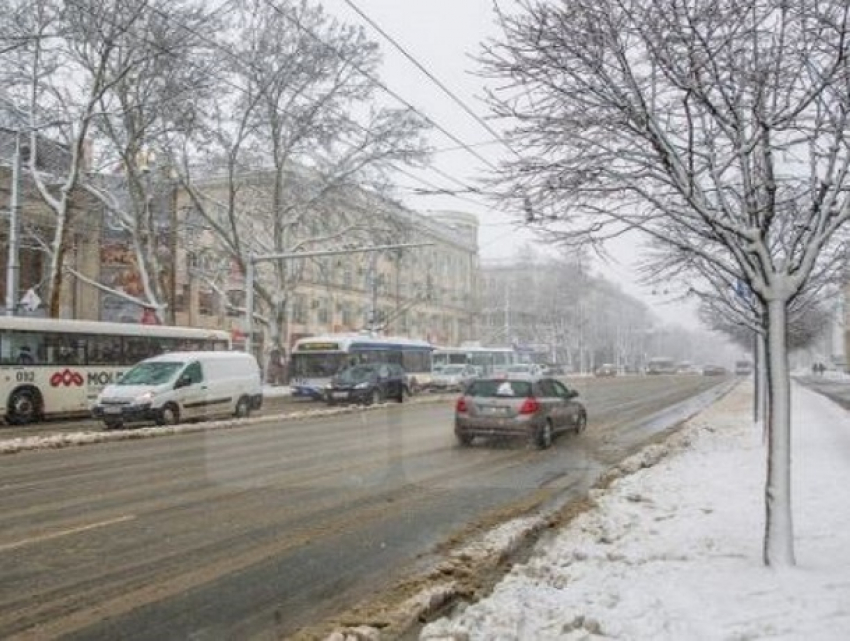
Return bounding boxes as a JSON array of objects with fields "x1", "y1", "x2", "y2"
[
  {"x1": 429, "y1": 364, "x2": 479, "y2": 391},
  {"x1": 92, "y1": 351, "x2": 262, "y2": 429},
  {"x1": 502, "y1": 363, "x2": 544, "y2": 379}
]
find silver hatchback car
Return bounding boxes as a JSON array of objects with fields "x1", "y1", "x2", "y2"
[{"x1": 454, "y1": 377, "x2": 587, "y2": 449}]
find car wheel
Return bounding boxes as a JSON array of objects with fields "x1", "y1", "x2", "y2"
[
  {"x1": 574, "y1": 412, "x2": 587, "y2": 434},
  {"x1": 157, "y1": 403, "x2": 180, "y2": 426},
  {"x1": 456, "y1": 431, "x2": 473, "y2": 446},
  {"x1": 535, "y1": 420, "x2": 554, "y2": 450},
  {"x1": 7, "y1": 388, "x2": 40, "y2": 425},
  {"x1": 103, "y1": 420, "x2": 123, "y2": 430},
  {"x1": 234, "y1": 396, "x2": 251, "y2": 419}
]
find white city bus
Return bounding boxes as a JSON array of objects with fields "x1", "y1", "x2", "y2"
[
  {"x1": 1, "y1": 317, "x2": 231, "y2": 425},
  {"x1": 289, "y1": 334, "x2": 434, "y2": 399},
  {"x1": 431, "y1": 345, "x2": 518, "y2": 376}
]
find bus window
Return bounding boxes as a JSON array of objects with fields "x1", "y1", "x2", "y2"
[
  {"x1": 1, "y1": 331, "x2": 46, "y2": 365},
  {"x1": 87, "y1": 335, "x2": 123, "y2": 365},
  {"x1": 45, "y1": 334, "x2": 86, "y2": 365},
  {"x1": 124, "y1": 337, "x2": 161, "y2": 363}
]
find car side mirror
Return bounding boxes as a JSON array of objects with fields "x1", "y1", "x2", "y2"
[
  {"x1": 175, "y1": 375, "x2": 192, "y2": 389},
  {"x1": 567, "y1": 390, "x2": 579, "y2": 399}
]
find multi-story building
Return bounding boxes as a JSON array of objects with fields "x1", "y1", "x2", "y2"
[
  {"x1": 143, "y1": 168, "x2": 480, "y2": 351},
  {"x1": 3, "y1": 139, "x2": 481, "y2": 350}
]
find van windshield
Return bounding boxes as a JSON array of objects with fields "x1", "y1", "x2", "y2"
[{"x1": 117, "y1": 362, "x2": 183, "y2": 386}]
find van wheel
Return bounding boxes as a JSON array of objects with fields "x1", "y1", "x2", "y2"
[
  {"x1": 7, "y1": 388, "x2": 40, "y2": 425},
  {"x1": 157, "y1": 403, "x2": 180, "y2": 426},
  {"x1": 234, "y1": 396, "x2": 251, "y2": 419},
  {"x1": 368, "y1": 389, "x2": 382, "y2": 406}
]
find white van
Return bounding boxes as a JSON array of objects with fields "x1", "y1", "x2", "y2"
[{"x1": 92, "y1": 351, "x2": 263, "y2": 429}]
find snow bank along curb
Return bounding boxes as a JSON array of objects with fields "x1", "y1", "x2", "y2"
[
  {"x1": 318, "y1": 386, "x2": 742, "y2": 641},
  {"x1": 0, "y1": 393, "x2": 456, "y2": 455},
  {"x1": 419, "y1": 382, "x2": 756, "y2": 640}
]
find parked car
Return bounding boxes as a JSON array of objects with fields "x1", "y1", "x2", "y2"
[
  {"x1": 92, "y1": 351, "x2": 263, "y2": 429},
  {"x1": 702, "y1": 364, "x2": 728, "y2": 376},
  {"x1": 493, "y1": 363, "x2": 544, "y2": 379},
  {"x1": 429, "y1": 364, "x2": 479, "y2": 391},
  {"x1": 324, "y1": 362, "x2": 408, "y2": 405},
  {"x1": 454, "y1": 377, "x2": 587, "y2": 449},
  {"x1": 594, "y1": 363, "x2": 617, "y2": 377}
]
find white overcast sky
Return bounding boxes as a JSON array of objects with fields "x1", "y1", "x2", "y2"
[{"x1": 320, "y1": 0, "x2": 699, "y2": 327}]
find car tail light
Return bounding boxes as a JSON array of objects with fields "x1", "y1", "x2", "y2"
[
  {"x1": 455, "y1": 396, "x2": 468, "y2": 413},
  {"x1": 519, "y1": 397, "x2": 539, "y2": 415}
]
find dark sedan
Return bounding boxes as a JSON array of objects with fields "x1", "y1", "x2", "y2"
[{"x1": 324, "y1": 362, "x2": 408, "y2": 405}]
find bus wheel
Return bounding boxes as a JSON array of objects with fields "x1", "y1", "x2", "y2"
[
  {"x1": 157, "y1": 403, "x2": 180, "y2": 426},
  {"x1": 7, "y1": 388, "x2": 40, "y2": 425}
]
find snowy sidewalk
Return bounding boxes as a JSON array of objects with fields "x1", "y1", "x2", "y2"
[{"x1": 421, "y1": 382, "x2": 850, "y2": 640}]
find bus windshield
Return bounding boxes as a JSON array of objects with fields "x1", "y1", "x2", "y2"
[
  {"x1": 118, "y1": 362, "x2": 183, "y2": 386},
  {"x1": 291, "y1": 353, "x2": 349, "y2": 378}
]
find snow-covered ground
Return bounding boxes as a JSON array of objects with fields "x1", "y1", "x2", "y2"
[{"x1": 421, "y1": 381, "x2": 850, "y2": 640}]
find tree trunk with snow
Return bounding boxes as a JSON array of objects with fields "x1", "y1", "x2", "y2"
[{"x1": 763, "y1": 297, "x2": 795, "y2": 566}]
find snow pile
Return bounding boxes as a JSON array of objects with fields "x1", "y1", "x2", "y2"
[
  {"x1": 421, "y1": 383, "x2": 850, "y2": 640},
  {"x1": 0, "y1": 393, "x2": 455, "y2": 455}
]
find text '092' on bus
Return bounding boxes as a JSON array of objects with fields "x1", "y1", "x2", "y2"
[
  {"x1": 288, "y1": 334, "x2": 433, "y2": 400},
  {"x1": 1, "y1": 317, "x2": 230, "y2": 425}
]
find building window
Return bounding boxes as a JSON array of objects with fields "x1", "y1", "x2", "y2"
[{"x1": 199, "y1": 290, "x2": 215, "y2": 316}]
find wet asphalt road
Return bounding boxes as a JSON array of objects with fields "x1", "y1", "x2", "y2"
[{"x1": 0, "y1": 375, "x2": 731, "y2": 640}]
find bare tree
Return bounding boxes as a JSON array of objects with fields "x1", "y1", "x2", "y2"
[
  {"x1": 482, "y1": 0, "x2": 850, "y2": 565},
  {"x1": 171, "y1": 0, "x2": 428, "y2": 350},
  {"x1": 0, "y1": 0, "x2": 214, "y2": 319},
  {"x1": 82, "y1": 0, "x2": 217, "y2": 324}
]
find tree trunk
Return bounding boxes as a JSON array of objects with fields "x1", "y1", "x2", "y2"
[
  {"x1": 47, "y1": 220, "x2": 71, "y2": 318},
  {"x1": 763, "y1": 297, "x2": 795, "y2": 566}
]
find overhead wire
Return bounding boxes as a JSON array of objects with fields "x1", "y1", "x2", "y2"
[
  {"x1": 256, "y1": 0, "x2": 501, "y2": 172},
  {"x1": 28, "y1": 0, "x2": 508, "y2": 221},
  {"x1": 339, "y1": 0, "x2": 521, "y2": 159}
]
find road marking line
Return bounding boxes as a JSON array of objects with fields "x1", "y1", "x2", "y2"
[{"x1": 0, "y1": 515, "x2": 136, "y2": 552}]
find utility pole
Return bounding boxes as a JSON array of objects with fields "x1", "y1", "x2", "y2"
[{"x1": 5, "y1": 132, "x2": 21, "y2": 316}]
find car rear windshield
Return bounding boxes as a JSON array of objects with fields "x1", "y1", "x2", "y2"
[{"x1": 467, "y1": 380, "x2": 532, "y2": 397}]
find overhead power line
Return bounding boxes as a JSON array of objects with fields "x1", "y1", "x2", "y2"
[
  {"x1": 340, "y1": 0, "x2": 521, "y2": 160},
  {"x1": 258, "y1": 0, "x2": 500, "y2": 172},
  {"x1": 41, "y1": 0, "x2": 502, "y2": 215}
]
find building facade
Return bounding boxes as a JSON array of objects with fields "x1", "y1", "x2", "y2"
[{"x1": 166, "y1": 171, "x2": 481, "y2": 353}]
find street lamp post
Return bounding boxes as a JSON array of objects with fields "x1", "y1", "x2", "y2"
[{"x1": 5, "y1": 131, "x2": 22, "y2": 316}]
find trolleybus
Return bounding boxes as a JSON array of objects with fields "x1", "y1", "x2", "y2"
[{"x1": 289, "y1": 334, "x2": 434, "y2": 399}]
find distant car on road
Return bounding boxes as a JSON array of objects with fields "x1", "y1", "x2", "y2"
[
  {"x1": 734, "y1": 360, "x2": 754, "y2": 375},
  {"x1": 646, "y1": 357, "x2": 677, "y2": 375},
  {"x1": 594, "y1": 363, "x2": 617, "y2": 377},
  {"x1": 702, "y1": 364, "x2": 728, "y2": 376},
  {"x1": 324, "y1": 362, "x2": 408, "y2": 405},
  {"x1": 454, "y1": 377, "x2": 587, "y2": 449},
  {"x1": 429, "y1": 364, "x2": 478, "y2": 391},
  {"x1": 493, "y1": 363, "x2": 544, "y2": 379}
]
